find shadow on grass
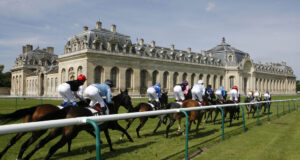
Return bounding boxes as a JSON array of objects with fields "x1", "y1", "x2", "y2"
[{"x1": 51, "y1": 141, "x2": 155, "y2": 160}]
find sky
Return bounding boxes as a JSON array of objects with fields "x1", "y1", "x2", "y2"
[{"x1": 0, "y1": 0, "x2": 299, "y2": 79}]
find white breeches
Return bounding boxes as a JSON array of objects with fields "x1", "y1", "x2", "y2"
[
  {"x1": 147, "y1": 87, "x2": 159, "y2": 102},
  {"x1": 191, "y1": 89, "x2": 203, "y2": 101},
  {"x1": 230, "y1": 89, "x2": 239, "y2": 101},
  {"x1": 215, "y1": 90, "x2": 224, "y2": 100},
  {"x1": 174, "y1": 85, "x2": 185, "y2": 101},
  {"x1": 84, "y1": 85, "x2": 106, "y2": 107},
  {"x1": 58, "y1": 83, "x2": 75, "y2": 102}
]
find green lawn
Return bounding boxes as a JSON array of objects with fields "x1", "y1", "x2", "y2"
[{"x1": 0, "y1": 95, "x2": 299, "y2": 160}]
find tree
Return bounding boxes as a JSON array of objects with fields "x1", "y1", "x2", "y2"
[
  {"x1": 297, "y1": 80, "x2": 300, "y2": 92},
  {"x1": 0, "y1": 65, "x2": 11, "y2": 87}
]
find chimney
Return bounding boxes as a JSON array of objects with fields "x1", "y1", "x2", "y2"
[
  {"x1": 83, "y1": 26, "x2": 88, "y2": 32},
  {"x1": 170, "y1": 44, "x2": 175, "y2": 51},
  {"x1": 25, "y1": 44, "x2": 33, "y2": 53},
  {"x1": 96, "y1": 21, "x2": 102, "y2": 29},
  {"x1": 22, "y1": 46, "x2": 26, "y2": 54},
  {"x1": 187, "y1": 47, "x2": 191, "y2": 53},
  {"x1": 46, "y1": 47, "x2": 54, "y2": 54},
  {"x1": 110, "y1": 24, "x2": 116, "y2": 32},
  {"x1": 139, "y1": 39, "x2": 144, "y2": 46},
  {"x1": 151, "y1": 41, "x2": 155, "y2": 47}
]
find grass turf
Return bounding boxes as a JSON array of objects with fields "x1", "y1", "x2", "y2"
[{"x1": 0, "y1": 95, "x2": 299, "y2": 160}]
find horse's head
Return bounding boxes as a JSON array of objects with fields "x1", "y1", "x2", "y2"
[
  {"x1": 112, "y1": 90, "x2": 134, "y2": 112},
  {"x1": 184, "y1": 89, "x2": 192, "y2": 100},
  {"x1": 159, "y1": 91, "x2": 168, "y2": 108}
]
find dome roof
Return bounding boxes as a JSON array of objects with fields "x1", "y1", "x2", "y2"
[{"x1": 206, "y1": 37, "x2": 249, "y2": 66}]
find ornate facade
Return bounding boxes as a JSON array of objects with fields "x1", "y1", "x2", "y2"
[{"x1": 11, "y1": 21, "x2": 296, "y2": 96}]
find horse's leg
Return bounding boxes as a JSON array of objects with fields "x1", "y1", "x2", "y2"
[
  {"x1": 153, "y1": 117, "x2": 163, "y2": 134},
  {"x1": 24, "y1": 128, "x2": 62, "y2": 160},
  {"x1": 120, "y1": 118, "x2": 135, "y2": 141},
  {"x1": 17, "y1": 130, "x2": 46, "y2": 159},
  {"x1": 177, "y1": 118, "x2": 182, "y2": 135},
  {"x1": 213, "y1": 110, "x2": 219, "y2": 124},
  {"x1": 45, "y1": 126, "x2": 78, "y2": 160},
  {"x1": 136, "y1": 117, "x2": 148, "y2": 138},
  {"x1": 0, "y1": 132, "x2": 26, "y2": 159},
  {"x1": 103, "y1": 128, "x2": 114, "y2": 151},
  {"x1": 166, "y1": 118, "x2": 176, "y2": 138},
  {"x1": 109, "y1": 121, "x2": 134, "y2": 142}
]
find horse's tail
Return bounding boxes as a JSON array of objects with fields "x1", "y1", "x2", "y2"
[
  {"x1": 0, "y1": 106, "x2": 38, "y2": 124},
  {"x1": 39, "y1": 107, "x2": 71, "y2": 121}
]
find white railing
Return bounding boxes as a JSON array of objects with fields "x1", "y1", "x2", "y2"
[{"x1": 0, "y1": 99, "x2": 298, "y2": 135}]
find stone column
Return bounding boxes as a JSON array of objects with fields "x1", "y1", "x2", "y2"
[
  {"x1": 169, "y1": 71, "x2": 174, "y2": 93},
  {"x1": 119, "y1": 67, "x2": 127, "y2": 91},
  {"x1": 133, "y1": 68, "x2": 141, "y2": 95}
]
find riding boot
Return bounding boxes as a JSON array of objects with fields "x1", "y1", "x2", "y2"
[
  {"x1": 61, "y1": 101, "x2": 68, "y2": 108},
  {"x1": 71, "y1": 101, "x2": 78, "y2": 107}
]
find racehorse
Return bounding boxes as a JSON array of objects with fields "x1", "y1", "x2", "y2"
[
  {"x1": 0, "y1": 100, "x2": 89, "y2": 159},
  {"x1": 23, "y1": 90, "x2": 134, "y2": 160},
  {"x1": 119, "y1": 92, "x2": 168, "y2": 139},
  {"x1": 165, "y1": 99, "x2": 204, "y2": 138}
]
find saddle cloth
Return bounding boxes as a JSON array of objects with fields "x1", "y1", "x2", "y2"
[{"x1": 148, "y1": 103, "x2": 156, "y2": 111}]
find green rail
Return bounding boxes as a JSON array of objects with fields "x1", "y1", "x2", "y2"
[
  {"x1": 216, "y1": 106, "x2": 224, "y2": 141},
  {"x1": 179, "y1": 110, "x2": 189, "y2": 160},
  {"x1": 86, "y1": 119, "x2": 101, "y2": 160}
]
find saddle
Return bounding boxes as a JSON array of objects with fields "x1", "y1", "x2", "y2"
[{"x1": 148, "y1": 101, "x2": 161, "y2": 110}]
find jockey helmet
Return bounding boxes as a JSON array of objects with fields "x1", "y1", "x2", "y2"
[
  {"x1": 266, "y1": 90, "x2": 269, "y2": 94},
  {"x1": 155, "y1": 83, "x2": 161, "y2": 87},
  {"x1": 233, "y1": 85, "x2": 238, "y2": 90},
  {"x1": 198, "y1": 80, "x2": 203, "y2": 84},
  {"x1": 77, "y1": 74, "x2": 87, "y2": 82},
  {"x1": 105, "y1": 79, "x2": 113, "y2": 87},
  {"x1": 183, "y1": 80, "x2": 188, "y2": 85}
]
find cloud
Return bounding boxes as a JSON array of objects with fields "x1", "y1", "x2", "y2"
[{"x1": 205, "y1": 2, "x2": 216, "y2": 12}]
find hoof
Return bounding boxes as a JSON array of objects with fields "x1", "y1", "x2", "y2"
[
  {"x1": 119, "y1": 137, "x2": 123, "y2": 141},
  {"x1": 176, "y1": 130, "x2": 181, "y2": 135}
]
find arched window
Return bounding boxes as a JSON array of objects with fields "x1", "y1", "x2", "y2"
[
  {"x1": 191, "y1": 73, "x2": 195, "y2": 86},
  {"x1": 206, "y1": 74, "x2": 210, "y2": 86},
  {"x1": 140, "y1": 70, "x2": 148, "y2": 94},
  {"x1": 110, "y1": 67, "x2": 119, "y2": 88},
  {"x1": 163, "y1": 71, "x2": 169, "y2": 89},
  {"x1": 220, "y1": 76, "x2": 223, "y2": 87},
  {"x1": 77, "y1": 66, "x2": 83, "y2": 76},
  {"x1": 126, "y1": 68, "x2": 133, "y2": 89},
  {"x1": 152, "y1": 70, "x2": 158, "y2": 85},
  {"x1": 182, "y1": 73, "x2": 187, "y2": 82},
  {"x1": 199, "y1": 74, "x2": 203, "y2": 80},
  {"x1": 94, "y1": 66, "x2": 103, "y2": 83},
  {"x1": 213, "y1": 75, "x2": 217, "y2": 90},
  {"x1": 68, "y1": 67, "x2": 74, "y2": 80},
  {"x1": 229, "y1": 76, "x2": 234, "y2": 89},
  {"x1": 173, "y1": 72, "x2": 178, "y2": 87},
  {"x1": 61, "y1": 69, "x2": 66, "y2": 82}
]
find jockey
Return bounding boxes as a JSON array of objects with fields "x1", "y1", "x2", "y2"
[
  {"x1": 247, "y1": 90, "x2": 254, "y2": 99},
  {"x1": 230, "y1": 85, "x2": 239, "y2": 103},
  {"x1": 147, "y1": 83, "x2": 162, "y2": 109},
  {"x1": 173, "y1": 80, "x2": 189, "y2": 102},
  {"x1": 215, "y1": 86, "x2": 226, "y2": 102},
  {"x1": 84, "y1": 79, "x2": 113, "y2": 115},
  {"x1": 254, "y1": 89, "x2": 261, "y2": 101},
  {"x1": 263, "y1": 90, "x2": 271, "y2": 101},
  {"x1": 206, "y1": 85, "x2": 213, "y2": 99},
  {"x1": 191, "y1": 80, "x2": 206, "y2": 104},
  {"x1": 57, "y1": 74, "x2": 86, "y2": 107}
]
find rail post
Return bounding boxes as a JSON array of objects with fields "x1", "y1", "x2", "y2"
[
  {"x1": 179, "y1": 110, "x2": 189, "y2": 160},
  {"x1": 216, "y1": 106, "x2": 224, "y2": 141},
  {"x1": 276, "y1": 101, "x2": 279, "y2": 118},
  {"x1": 288, "y1": 101, "x2": 291, "y2": 113},
  {"x1": 283, "y1": 101, "x2": 285, "y2": 115},
  {"x1": 267, "y1": 101, "x2": 270, "y2": 121},
  {"x1": 256, "y1": 103, "x2": 260, "y2": 126},
  {"x1": 15, "y1": 97, "x2": 18, "y2": 110},
  {"x1": 239, "y1": 104, "x2": 246, "y2": 132},
  {"x1": 86, "y1": 119, "x2": 101, "y2": 160}
]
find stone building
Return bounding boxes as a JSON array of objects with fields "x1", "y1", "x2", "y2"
[{"x1": 11, "y1": 21, "x2": 296, "y2": 96}]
